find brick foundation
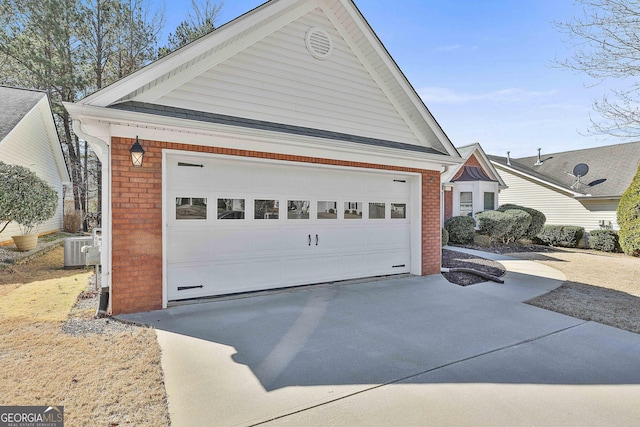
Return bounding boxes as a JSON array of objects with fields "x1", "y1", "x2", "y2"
[{"x1": 110, "y1": 137, "x2": 442, "y2": 314}]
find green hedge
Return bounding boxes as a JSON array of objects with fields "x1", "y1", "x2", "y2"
[
  {"x1": 617, "y1": 163, "x2": 640, "y2": 257},
  {"x1": 444, "y1": 215, "x2": 476, "y2": 244},
  {"x1": 497, "y1": 204, "x2": 546, "y2": 239},
  {"x1": 589, "y1": 229, "x2": 619, "y2": 253},
  {"x1": 476, "y1": 209, "x2": 531, "y2": 244},
  {"x1": 441, "y1": 228, "x2": 449, "y2": 246},
  {"x1": 535, "y1": 225, "x2": 585, "y2": 248}
]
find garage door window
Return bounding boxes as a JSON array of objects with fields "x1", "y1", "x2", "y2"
[
  {"x1": 176, "y1": 197, "x2": 207, "y2": 220},
  {"x1": 218, "y1": 198, "x2": 245, "y2": 219},
  {"x1": 317, "y1": 201, "x2": 337, "y2": 219},
  {"x1": 369, "y1": 202, "x2": 385, "y2": 219},
  {"x1": 288, "y1": 200, "x2": 310, "y2": 219},
  {"x1": 255, "y1": 200, "x2": 279, "y2": 219},
  {"x1": 391, "y1": 203, "x2": 406, "y2": 219},
  {"x1": 344, "y1": 202, "x2": 362, "y2": 219}
]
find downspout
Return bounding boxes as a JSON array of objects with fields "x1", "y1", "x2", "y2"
[{"x1": 69, "y1": 117, "x2": 113, "y2": 314}]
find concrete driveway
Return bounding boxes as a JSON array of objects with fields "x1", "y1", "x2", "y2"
[{"x1": 120, "y1": 264, "x2": 640, "y2": 426}]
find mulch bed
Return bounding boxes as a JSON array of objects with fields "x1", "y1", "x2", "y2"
[{"x1": 441, "y1": 248, "x2": 506, "y2": 286}]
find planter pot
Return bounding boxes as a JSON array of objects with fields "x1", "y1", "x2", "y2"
[{"x1": 12, "y1": 234, "x2": 38, "y2": 252}]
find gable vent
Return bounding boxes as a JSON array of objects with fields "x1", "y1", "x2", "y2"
[{"x1": 306, "y1": 27, "x2": 333, "y2": 60}]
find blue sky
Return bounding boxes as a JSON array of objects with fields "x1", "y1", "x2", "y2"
[{"x1": 159, "y1": 0, "x2": 632, "y2": 158}]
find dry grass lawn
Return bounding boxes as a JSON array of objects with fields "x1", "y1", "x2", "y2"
[
  {"x1": 0, "y1": 247, "x2": 170, "y2": 426},
  {"x1": 513, "y1": 248, "x2": 640, "y2": 334}
]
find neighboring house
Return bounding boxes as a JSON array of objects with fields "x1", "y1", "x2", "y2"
[
  {"x1": 0, "y1": 86, "x2": 70, "y2": 244},
  {"x1": 442, "y1": 143, "x2": 506, "y2": 223},
  {"x1": 65, "y1": 0, "x2": 462, "y2": 314},
  {"x1": 489, "y1": 141, "x2": 640, "y2": 231}
]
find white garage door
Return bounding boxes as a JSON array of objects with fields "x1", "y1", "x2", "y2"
[{"x1": 165, "y1": 153, "x2": 417, "y2": 301}]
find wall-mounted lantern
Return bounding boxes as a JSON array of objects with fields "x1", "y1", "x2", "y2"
[{"x1": 130, "y1": 136, "x2": 145, "y2": 167}]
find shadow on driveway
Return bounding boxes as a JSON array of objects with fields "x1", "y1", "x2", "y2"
[{"x1": 119, "y1": 275, "x2": 640, "y2": 391}]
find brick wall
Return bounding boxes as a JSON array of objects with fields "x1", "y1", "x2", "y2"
[
  {"x1": 110, "y1": 137, "x2": 443, "y2": 314},
  {"x1": 444, "y1": 190, "x2": 453, "y2": 221},
  {"x1": 452, "y1": 154, "x2": 483, "y2": 180}
]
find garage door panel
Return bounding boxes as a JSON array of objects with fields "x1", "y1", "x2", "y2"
[
  {"x1": 166, "y1": 154, "x2": 418, "y2": 301},
  {"x1": 365, "y1": 224, "x2": 410, "y2": 250},
  {"x1": 169, "y1": 163, "x2": 210, "y2": 192},
  {"x1": 167, "y1": 264, "x2": 211, "y2": 300},
  {"x1": 167, "y1": 228, "x2": 215, "y2": 263}
]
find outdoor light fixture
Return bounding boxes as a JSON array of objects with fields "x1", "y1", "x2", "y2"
[{"x1": 130, "y1": 136, "x2": 145, "y2": 167}]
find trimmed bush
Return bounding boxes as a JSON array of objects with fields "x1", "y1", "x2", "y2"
[
  {"x1": 503, "y1": 209, "x2": 531, "y2": 242},
  {"x1": 497, "y1": 204, "x2": 546, "y2": 239},
  {"x1": 473, "y1": 232, "x2": 493, "y2": 247},
  {"x1": 476, "y1": 209, "x2": 531, "y2": 244},
  {"x1": 589, "y1": 229, "x2": 619, "y2": 253},
  {"x1": 535, "y1": 225, "x2": 585, "y2": 248},
  {"x1": 476, "y1": 210, "x2": 506, "y2": 242},
  {"x1": 617, "y1": 163, "x2": 640, "y2": 257},
  {"x1": 0, "y1": 161, "x2": 58, "y2": 235},
  {"x1": 444, "y1": 215, "x2": 476, "y2": 244},
  {"x1": 441, "y1": 228, "x2": 449, "y2": 246}
]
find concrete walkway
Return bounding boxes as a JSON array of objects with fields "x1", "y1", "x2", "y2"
[
  {"x1": 120, "y1": 251, "x2": 640, "y2": 427},
  {"x1": 444, "y1": 245, "x2": 566, "y2": 302}
]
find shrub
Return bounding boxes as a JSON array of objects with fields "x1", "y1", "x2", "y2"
[
  {"x1": 0, "y1": 162, "x2": 58, "y2": 235},
  {"x1": 441, "y1": 228, "x2": 449, "y2": 246},
  {"x1": 617, "y1": 163, "x2": 640, "y2": 257},
  {"x1": 475, "y1": 209, "x2": 531, "y2": 244},
  {"x1": 497, "y1": 204, "x2": 546, "y2": 239},
  {"x1": 444, "y1": 215, "x2": 476, "y2": 244},
  {"x1": 503, "y1": 209, "x2": 531, "y2": 242},
  {"x1": 535, "y1": 225, "x2": 585, "y2": 248},
  {"x1": 473, "y1": 232, "x2": 492, "y2": 247},
  {"x1": 589, "y1": 229, "x2": 619, "y2": 253},
  {"x1": 476, "y1": 210, "x2": 506, "y2": 242},
  {"x1": 64, "y1": 210, "x2": 82, "y2": 233}
]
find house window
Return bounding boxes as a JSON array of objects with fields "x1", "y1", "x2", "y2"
[
  {"x1": 344, "y1": 202, "x2": 363, "y2": 219},
  {"x1": 287, "y1": 200, "x2": 310, "y2": 219},
  {"x1": 218, "y1": 198, "x2": 245, "y2": 219},
  {"x1": 255, "y1": 200, "x2": 279, "y2": 219},
  {"x1": 317, "y1": 201, "x2": 337, "y2": 219},
  {"x1": 176, "y1": 197, "x2": 207, "y2": 220},
  {"x1": 460, "y1": 192, "x2": 473, "y2": 217},
  {"x1": 484, "y1": 192, "x2": 495, "y2": 211},
  {"x1": 391, "y1": 203, "x2": 406, "y2": 219},
  {"x1": 369, "y1": 202, "x2": 385, "y2": 219}
]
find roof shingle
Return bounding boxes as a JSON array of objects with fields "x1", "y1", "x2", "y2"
[
  {"x1": 0, "y1": 86, "x2": 47, "y2": 142},
  {"x1": 489, "y1": 142, "x2": 640, "y2": 197}
]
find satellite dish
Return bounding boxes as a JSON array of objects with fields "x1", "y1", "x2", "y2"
[
  {"x1": 573, "y1": 163, "x2": 589, "y2": 177},
  {"x1": 566, "y1": 163, "x2": 590, "y2": 191}
]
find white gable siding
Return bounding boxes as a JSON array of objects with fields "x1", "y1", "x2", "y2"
[
  {"x1": 496, "y1": 166, "x2": 620, "y2": 231},
  {"x1": 155, "y1": 8, "x2": 421, "y2": 145},
  {"x1": 0, "y1": 103, "x2": 64, "y2": 243}
]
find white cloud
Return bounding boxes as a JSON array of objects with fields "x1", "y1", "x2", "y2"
[
  {"x1": 436, "y1": 44, "x2": 463, "y2": 52},
  {"x1": 418, "y1": 87, "x2": 557, "y2": 104}
]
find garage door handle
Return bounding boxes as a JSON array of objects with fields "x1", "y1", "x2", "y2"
[
  {"x1": 308, "y1": 234, "x2": 311, "y2": 246},
  {"x1": 315, "y1": 234, "x2": 318, "y2": 246}
]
